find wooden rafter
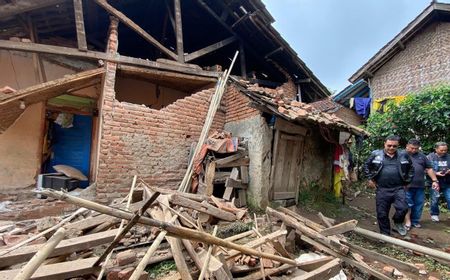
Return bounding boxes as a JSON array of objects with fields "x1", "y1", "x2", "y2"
[
  {"x1": 73, "y1": 0, "x2": 87, "y2": 51},
  {"x1": 0, "y1": 39, "x2": 218, "y2": 77},
  {"x1": 174, "y1": 0, "x2": 184, "y2": 62},
  {"x1": 185, "y1": 36, "x2": 236, "y2": 62},
  {"x1": 92, "y1": 0, "x2": 178, "y2": 60},
  {"x1": 0, "y1": 0, "x2": 65, "y2": 19}
]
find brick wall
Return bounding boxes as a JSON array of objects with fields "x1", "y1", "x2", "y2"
[
  {"x1": 96, "y1": 86, "x2": 224, "y2": 201},
  {"x1": 224, "y1": 84, "x2": 260, "y2": 123},
  {"x1": 276, "y1": 78, "x2": 297, "y2": 100},
  {"x1": 333, "y1": 107, "x2": 363, "y2": 127},
  {"x1": 371, "y1": 21, "x2": 450, "y2": 99}
]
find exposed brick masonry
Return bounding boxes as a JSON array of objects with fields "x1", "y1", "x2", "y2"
[{"x1": 371, "y1": 21, "x2": 450, "y2": 99}]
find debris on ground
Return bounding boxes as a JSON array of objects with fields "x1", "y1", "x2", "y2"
[{"x1": 1, "y1": 177, "x2": 449, "y2": 279}]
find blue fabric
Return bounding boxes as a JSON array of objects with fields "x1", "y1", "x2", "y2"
[
  {"x1": 354, "y1": 97, "x2": 371, "y2": 118},
  {"x1": 406, "y1": 188, "x2": 425, "y2": 225},
  {"x1": 430, "y1": 187, "x2": 450, "y2": 216}
]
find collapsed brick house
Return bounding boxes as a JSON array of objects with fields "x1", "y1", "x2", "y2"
[
  {"x1": 0, "y1": 0, "x2": 365, "y2": 216},
  {"x1": 334, "y1": 1, "x2": 450, "y2": 111}
]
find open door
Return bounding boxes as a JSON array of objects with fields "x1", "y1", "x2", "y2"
[{"x1": 270, "y1": 119, "x2": 307, "y2": 201}]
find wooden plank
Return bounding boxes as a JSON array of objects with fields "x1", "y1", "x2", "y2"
[
  {"x1": 299, "y1": 235, "x2": 391, "y2": 280},
  {"x1": 216, "y1": 157, "x2": 249, "y2": 168},
  {"x1": 236, "y1": 189, "x2": 247, "y2": 207},
  {"x1": 0, "y1": 40, "x2": 218, "y2": 78},
  {"x1": 160, "y1": 196, "x2": 192, "y2": 280},
  {"x1": 269, "y1": 129, "x2": 281, "y2": 200},
  {"x1": 223, "y1": 167, "x2": 239, "y2": 200},
  {"x1": 169, "y1": 194, "x2": 236, "y2": 221},
  {"x1": 273, "y1": 191, "x2": 296, "y2": 200},
  {"x1": 225, "y1": 177, "x2": 246, "y2": 189},
  {"x1": 73, "y1": 0, "x2": 87, "y2": 51},
  {"x1": 185, "y1": 36, "x2": 237, "y2": 62},
  {"x1": 0, "y1": 0, "x2": 64, "y2": 19},
  {"x1": 240, "y1": 166, "x2": 249, "y2": 184},
  {"x1": 291, "y1": 258, "x2": 341, "y2": 280},
  {"x1": 0, "y1": 257, "x2": 98, "y2": 280},
  {"x1": 319, "y1": 220, "x2": 358, "y2": 236},
  {"x1": 215, "y1": 153, "x2": 245, "y2": 166},
  {"x1": 174, "y1": 0, "x2": 184, "y2": 62},
  {"x1": 280, "y1": 139, "x2": 294, "y2": 194},
  {"x1": 92, "y1": 0, "x2": 177, "y2": 60},
  {"x1": 205, "y1": 161, "x2": 216, "y2": 196},
  {"x1": 275, "y1": 118, "x2": 308, "y2": 136},
  {"x1": 343, "y1": 241, "x2": 419, "y2": 274},
  {"x1": 0, "y1": 230, "x2": 117, "y2": 268},
  {"x1": 226, "y1": 230, "x2": 287, "y2": 260}
]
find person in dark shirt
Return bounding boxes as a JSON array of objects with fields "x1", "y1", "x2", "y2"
[
  {"x1": 427, "y1": 142, "x2": 450, "y2": 222},
  {"x1": 363, "y1": 135, "x2": 414, "y2": 236},
  {"x1": 404, "y1": 139, "x2": 439, "y2": 229}
]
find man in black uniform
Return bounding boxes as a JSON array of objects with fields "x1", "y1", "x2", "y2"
[{"x1": 364, "y1": 135, "x2": 414, "y2": 236}]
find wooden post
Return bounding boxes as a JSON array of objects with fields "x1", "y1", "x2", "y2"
[
  {"x1": 174, "y1": 0, "x2": 184, "y2": 62},
  {"x1": 73, "y1": 0, "x2": 88, "y2": 51},
  {"x1": 240, "y1": 42, "x2": 247, "y2": 78},
  {"x1": 13, "y1": 228, "x2": 66, "y2": 280},
  {"x1": 41, "y1": 189, "x2": 297, "y2": 265}
]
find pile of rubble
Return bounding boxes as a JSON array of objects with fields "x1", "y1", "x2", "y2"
[{"x1": 2, "y1": 176, "x2": 449, "y2": 280}]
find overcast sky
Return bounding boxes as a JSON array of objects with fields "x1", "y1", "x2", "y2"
[{"x1": 264, "y1": 0, "x2": 449, "y2": 93}]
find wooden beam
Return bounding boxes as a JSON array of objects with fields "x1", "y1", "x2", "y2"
[
  {"x1": 92, "y1": 0, "x2": 178, "y2": 60},
  {"x1": 174, "y1": 0, "x2": 184, "y2": 62},
  {"x1": 0, "y1": 257, "x2": 98, "y2": 280},
  {"x1": 0, "y1": 0, "x2": 65, "y2": 19},
  {"x1": 73, "y1": 0, "x2": 88, "y2": 51},
  {"x1": 0, "y1": 40, "x2": 218, "y2": 78},
  {"x1": 319, "y1": 220, "x2": 358, "y2": 236},
  {"x1": 0, "y1": 230, "x2": 117, "y2": 268},
  {"x1": 185, "y1": 36, "x2": 237, "y2": 62},
  {"x1": 239, "y1": 41, "x2": 247, "y2": 78}
]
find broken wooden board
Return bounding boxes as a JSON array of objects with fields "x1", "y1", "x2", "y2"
[
  {"x1": 216, "y1": 157, "x2": 250, "y2": 168},
  {"x1": 291, "y1": 258, "x2": 341, "y2": 280},
  {"x1": 0, "y1": 230, "x2": 117, "y2": 268},
  {"x1": 0, "y1": 257, "x2": 98, "y2": 280},
  {"x1": 226, "y1": 230, "x2": 287, "y2": 260},
  {"x1": 319, "y1": 220, "x2": 357, "y2": 236},
  {"x1": 205, "y1": 161, "x2": 216, "y2": 196},
  {"x1": 169, "y1": 194, "x2": 236, "y2": 221}
]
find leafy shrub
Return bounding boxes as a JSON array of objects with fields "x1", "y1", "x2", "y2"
[{"x1": 356, "y1": 84, "x2": 450, "y2": 167}]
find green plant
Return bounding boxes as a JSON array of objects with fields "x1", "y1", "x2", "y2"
[
  {"x1": 356, "y1": 84, "x2": 450, "y2": 167},
  {"x1": 146, "y1": 260, "x2": 177, "y2": 278}
]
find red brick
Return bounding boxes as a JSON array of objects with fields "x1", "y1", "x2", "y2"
[
  {"x1": 118, "y1": 267, "x2": 134, "y2": 279},
  {"x1": 116, "y1": 250, "x2": 136, "y2": 266}
]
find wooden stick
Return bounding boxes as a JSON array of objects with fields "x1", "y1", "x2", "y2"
[
  {"x1": 13, "y1": 228, "x2": 66, "y2": 280},
  {"x1": 129, "y1": 215, "x2": 178, "y2": 280},
  {"x1": 354, "y1": 226, "x2": 450, "y2": 263},
  {"x1": 41, "y1": 189, "x2": 298, "y2": 265},
  {"x1": 198, "y1": 225, "x2": 218, "y2": 280},
  {"x1": 0, "y1": 208, "x2": 87, "y2": 257},
  {"x1": 97, "y1": 175, "x2": 137, "y2": 279}
]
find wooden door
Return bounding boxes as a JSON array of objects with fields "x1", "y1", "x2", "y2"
[{"x1": 270, "y1": 130, "x2": 305, "y2": 201}]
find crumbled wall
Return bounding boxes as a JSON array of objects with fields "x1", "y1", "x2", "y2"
[
  {"x1": 96, "y1": 83, "x2": 224, "y2": 201},
  {"x1": 371, "y1": 21, "x2": 450, "y2": 99},
  {"x1": 224, "y1": 84, "x2": 260, "y2": 123}
]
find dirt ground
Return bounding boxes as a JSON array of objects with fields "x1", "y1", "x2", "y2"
[{"x1": 296, "y1": 188, "x2": 450, "y2": 279}]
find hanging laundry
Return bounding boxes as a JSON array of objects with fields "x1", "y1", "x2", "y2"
[
  {"x1": 354, "y1": 97, "x2": 371, "y2": 118},
  {"x1": 372, "y1": 95, "x2": 406, "y2": 113}
]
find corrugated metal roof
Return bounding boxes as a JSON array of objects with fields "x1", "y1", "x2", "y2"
[{"x1": 333, "y1": 80, "x2": 370, "y2": 105}]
